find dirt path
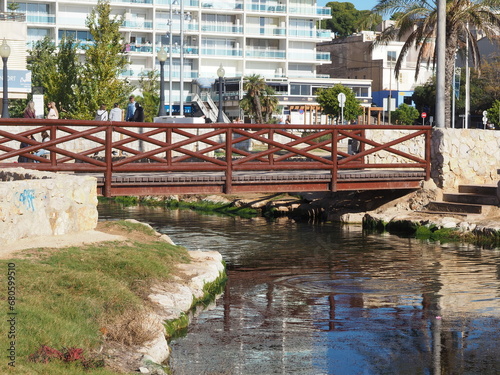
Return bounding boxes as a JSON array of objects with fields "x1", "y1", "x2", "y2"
[{"x1": 0, "y1": 229, "x2": 126, "y2": 260}]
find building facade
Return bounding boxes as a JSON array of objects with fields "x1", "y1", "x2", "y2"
[
  {"x1": 317, "y1": 23, "x2": 435, "y2": 113},
  {"x1": 3, "y1": 0, "x2": 374, "y2": 122}
]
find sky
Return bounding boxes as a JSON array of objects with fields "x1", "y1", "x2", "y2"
[{"x1": 317, "y1": 0, "x2": 379, "y2": 10}]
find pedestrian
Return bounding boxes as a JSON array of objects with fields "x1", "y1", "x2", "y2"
[
  {"x1": 94, "y1": 104, "x2": 109, "y2": 121},
  {"x1": 109, "y1": 103, "x2": 122, "y2": 121},
  {"x1": 47, "y1": 102, "x2": 59, "y2": 119},
  {"x1": 18, "y1": 134, "x2": 36, "y2": 163},
  {"x1": 133, "y1": 102, "x2": 144, "y2": 122},
  {"x1": 126, "y1": 95, "x2": 136, "y2": 121},
  {"x1": 23, "y1": 101, "x2": 36, "y2": 119},
  {"x1": 34, "y1": 131, "x2": 50, "y2": 160}
]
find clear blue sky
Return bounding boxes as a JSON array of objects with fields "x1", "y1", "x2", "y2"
[{"x1": 317, "y1": 0, "x2": 379, "y2": 10}]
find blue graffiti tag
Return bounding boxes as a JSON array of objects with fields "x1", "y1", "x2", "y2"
[{"x1": 16, "y1": 189, "x2": 36, "y2": 212}]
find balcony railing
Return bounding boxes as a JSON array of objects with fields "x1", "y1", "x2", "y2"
[
  {"x1": 26, "y1": 14, "x2": 55, "y2": 24},
  {"x1": 5, "y1": 11, "x2": 26, "y2": 21},
  {"x1": 201, "y1": 47, "x2": 243, "y2": 57},
  {"x1": 289, "y1": 6, "x2": 331, "y2": 16},
  {"x1": 245, "y1": 4, "x2": 286, "y2": 13},
  {"x1": 201, "y1": 1, "x2": 244, "y2": 10},
  {"x1": 246, "y1": 26, "x2": 286, "y2": 36},
  {"x1": 200, "y1": 24, "x2": 243, "y2": 34},
  {"x1": 122, "y1": 20, "x2": 153, "y2": 29},
  {"x1": 245, "y1": 49, "x2": 286, "y2": 59}
]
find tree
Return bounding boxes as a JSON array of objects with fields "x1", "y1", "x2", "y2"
[
  {"x1": 316, "y1": 84, "x2": 362, "y2": 123},
  {"x1": 79, "y1": 0, "x2": 130, "y2": 119},
  {"x1": 323, "y1": 2, "x2": 381, "y2": 37},
  {"x1": 486, "y1": 100, "x2": 500, "y2": 129},
  {"x1": 372, "y1": 0, "x2": 500, "y2": 128},
  {"x1": 260, "y1": 86, "x2": 280, "y2": 123},
  {"x1": 28, "y1": 36, "x2": 82, "y2": 118},
  {"x1": 411, "y1": 78, "x2": 435, "y2": 116},
  {"x1": 392, "y1": 103, "x2": 420, "y2": 125},
  {"x1": 138, "y1": 70, "x2": 160, "y2": 123},
  {"x1": 241, "y1": 74, "x2": 267, "y2": 124}
]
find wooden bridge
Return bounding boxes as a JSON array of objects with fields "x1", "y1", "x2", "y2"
[{"x1": 0, "y1": 119, "x2": 431, "y2": 197}]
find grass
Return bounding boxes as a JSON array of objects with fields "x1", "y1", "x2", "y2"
[{"x1": 0, "y1": 220, "x2": 193, "y2": 374}]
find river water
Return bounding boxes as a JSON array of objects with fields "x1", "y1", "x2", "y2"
[{"x1": 98, "y1": 203, "x2": 500, "y2": 375}]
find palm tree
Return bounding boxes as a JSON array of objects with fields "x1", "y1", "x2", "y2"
[
  {"x1": 372, "y1": 0, "x2": 500, "y2": 128},
  {"x1": 242, "y1": 74, "x2": 267, "y2": 123}
]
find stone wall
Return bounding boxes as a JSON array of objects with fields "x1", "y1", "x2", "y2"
[
  {"x1": 366, "y1": 128, "x2": 500, "y2": 191},
  {"x1": 431, "y1": 129, "x2": 500, "y2": 190},
  {"x1": 0, "y1": 168, "x2": 98, "y2": 244}
]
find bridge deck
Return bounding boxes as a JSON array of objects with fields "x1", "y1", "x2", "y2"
[{"x1": 88, "y1": 169, "x2": 426, "y2": 196}]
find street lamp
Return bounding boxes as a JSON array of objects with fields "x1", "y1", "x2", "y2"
[
  {"x1": 216, "y1": 64, "x2": 225, "y2": 123},
  {"x1": 0, "y1": 38, "x2": 11, "y2": 119},
  {"x1": 157, "y1": 46, "x2": 168, "y2": 117}
]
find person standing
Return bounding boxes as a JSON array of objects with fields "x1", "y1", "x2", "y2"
[
  {"x1": 133, "y1": 102, "x2": 144, "y2": 122},
  {"x1": 47, "y1": 102, "x2": 59, "y2": 119},
  {"x1": 23, "y1": 101, "x2": 36, "y2": 119},
  {"x1": 94, "y1": 104, "x2": 109, "y2": 121},
  {"x1": 109, "y1": 103, "x2": 122, "y2": 121},
  {"x1": 126, "y1": 95, "x2": 136, "y2": 121}
]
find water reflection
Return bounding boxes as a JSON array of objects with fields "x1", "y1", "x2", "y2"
[{"x1": 98, "y1": 203, "x2": 500, "y2": 374}]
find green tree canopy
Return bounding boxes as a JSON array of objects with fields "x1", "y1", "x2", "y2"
[
  {"x1": 240, "y1": 74, "x2": 279, "y2": 124},
  {"x1": 323, "y1": 2, "x2": 381, "y2": 37},
  {"x1": 28, "y1": 36, "x2": 82, "y2": 118},
  {"x1": 137, "y1": 70, "x2": 160, "y2": 123},
  {"x1": 316, "y1": 84, "x2": 362, "y2": 123},
  {"x1": 486, "y1": 100, "x2": 500, "y2": 129},
  {"x1": 392, "y1": 103, "x2": 420, "y2": 125},
  {"x1": 79, "y1": 0, "x2": 130, "y2": 119}
]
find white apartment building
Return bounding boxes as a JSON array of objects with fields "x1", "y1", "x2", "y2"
[{"x1": 3, "y1": 0, "x2": 373, "y2": 123}]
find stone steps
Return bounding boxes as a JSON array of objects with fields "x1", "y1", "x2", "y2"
[{"x1": 425, "y1": 184, "x2": 499, "y2": 215}]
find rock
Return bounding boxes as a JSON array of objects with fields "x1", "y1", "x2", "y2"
[{"x1": 139, "y1": 367, "x2": 150, "y2": 374}]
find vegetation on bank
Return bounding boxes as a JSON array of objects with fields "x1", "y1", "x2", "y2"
[
  {"x1": 363, "y1": 217, "x2": 500, "y2": 248},
  {"x1": 99, "y1": 196, "x2": 259, "y2": 218},
  {"x1": 0, "y1": 220, "x2": 225, "y2": 374}
]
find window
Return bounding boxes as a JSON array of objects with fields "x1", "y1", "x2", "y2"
[
  {"x1": 387, "y1": 51, "x2": 397, "y2": 65},
  {"x1": 290, "y1": 84, "x2": 311, "y2": 96}
]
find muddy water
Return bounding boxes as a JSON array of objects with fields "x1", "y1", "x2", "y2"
[{"x1": 98, "y1": 204, "x2": 500, "y2": 375}]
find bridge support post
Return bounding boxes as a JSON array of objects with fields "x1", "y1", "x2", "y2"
[
  {"x1": 331, "y1": 128, "x2": 338, "y2": 192},
  {"x1": 104, "y1": 125, "x2": 113, "y2": 197},
  {"x1": 225, "y1": 127, "x2": 232, "y2": 194}
]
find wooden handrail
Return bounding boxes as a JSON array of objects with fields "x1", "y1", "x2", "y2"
[{"x1": 0, "y1": 119, "x2": 432, "y2": 196}]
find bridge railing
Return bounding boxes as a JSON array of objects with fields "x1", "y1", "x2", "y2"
[{"x1": 0, "y1": 119, "x2": 431, "y2": 195}]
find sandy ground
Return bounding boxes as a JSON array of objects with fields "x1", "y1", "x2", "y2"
[{"x1": 0, "y1": 230, "x2": 126, "y2": 260}]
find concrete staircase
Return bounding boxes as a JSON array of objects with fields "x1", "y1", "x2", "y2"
[{"x1": 424, "y1": 184, "x2": 499, "y2": 215}]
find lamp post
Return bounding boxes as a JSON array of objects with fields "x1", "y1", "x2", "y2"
[
  {"x1": 0, "y1": 38, "x2": 11, "y2": 119},
  {"x1": 157, "y1": 46, "x2": 167, "y2": 117},
  {"x1": 216, "y1": 64, "x2": 225, "y2": 123}
]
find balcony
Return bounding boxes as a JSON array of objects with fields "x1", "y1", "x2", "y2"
[
  {"x1": 246, "y1": 26, "x2": 286, "y2": 36},
  {"x1": 122, "y1": 20, "x2": 153, "y2": 29},
  {"x1": 245, "y1": 4, "x2": 286, "y2": 13},
  {"x1": 317, "y1": 29, "x2": 332, "y2": 38},
  {"x1": 288, "y1": 6, "x2": 331, "y2": 16},
  {"x1": 111, "y1": 0, "x2": 153, "y2": 4},
  {"x1": 201, "y1": 47, "x2": 242, "y2": 57},
  {"x1": 200, "y1": 24, "x2": 243, "y2": 34},
  {"x1": 245, "y1": 49, "x2": 286, "y2": 59},
  {"x1": 154, "y1": 0, "x2": 199, "y2": 6},
  {"x1": 201, "y1": 1, "x2": 244, "y2": 10},
  {"x1": 26, "y1": 14, "x2": 55, "y2": 24},
  {"x1": 155, "y1": 22, "x2": 199, "y2": 32},
  {"x1": 288, "y1": 51, "x2": 330, "y2": 62}
]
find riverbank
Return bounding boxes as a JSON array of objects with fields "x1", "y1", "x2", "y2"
[
  {"x1": 0, "y1": 220, "x2": 226, "y2": 374},
  {"x1": 116, "y1": 183, "x2": 499, "y2": 247}
]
